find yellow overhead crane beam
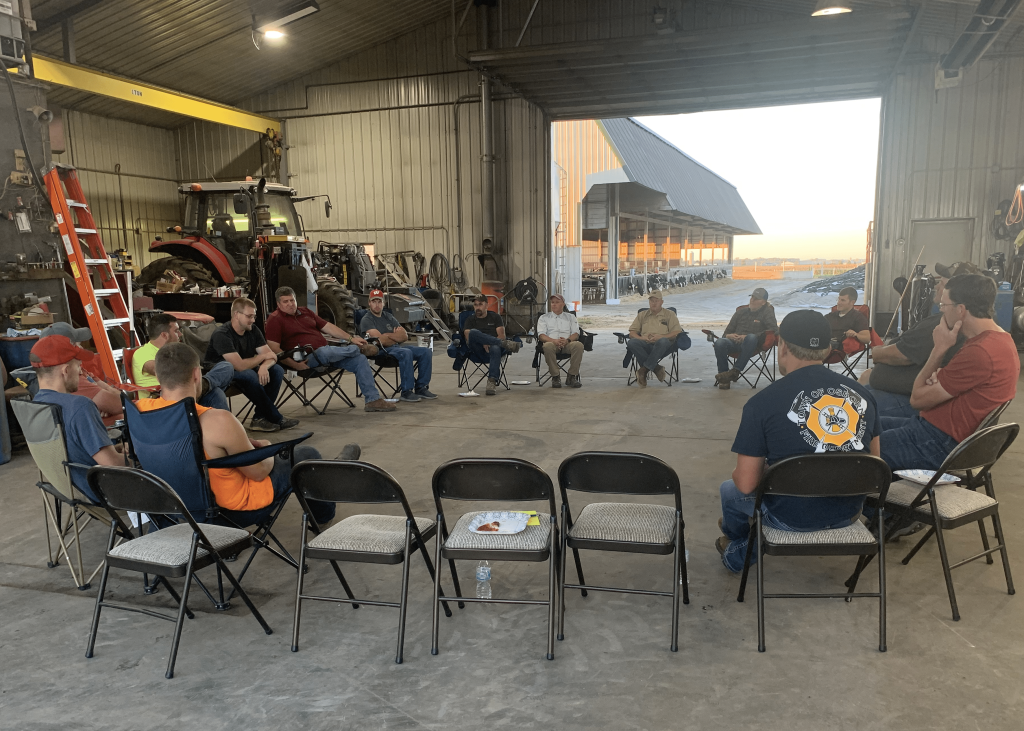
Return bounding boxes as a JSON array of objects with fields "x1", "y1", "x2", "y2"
[{"x1": 30, "y1": 56, "x2": 280, "y2": 136}]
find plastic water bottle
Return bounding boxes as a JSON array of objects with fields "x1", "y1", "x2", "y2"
[{"x1": 475, "y1": 560, "x2": 492, "y2": 599}]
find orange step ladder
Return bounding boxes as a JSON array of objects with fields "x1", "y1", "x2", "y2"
[{"x1": 44, "y1": 164, "x2": 136, "y2": 385}]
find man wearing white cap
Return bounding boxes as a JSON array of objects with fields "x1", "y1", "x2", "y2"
[{"x1": 536, "y1": 293, "x2": 583, "y2": 388}]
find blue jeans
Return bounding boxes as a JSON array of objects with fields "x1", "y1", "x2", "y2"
[
  {"x1": 306, "y1": 344, "x2": 380, "y2": 403},
  {"x1": 880, "y1": 415, "x2": 959, "y2": 471},
  {"x1": 719, "y1": 479, "x2": 857, "y2": 573},
  {"x1": 862, "y1": 385, "x2": 916, "y2": 419},
  {"x1": 714, "y1": 333, "x2": 759, "y2": 373},
  {"x1": 231, "y1": 364, "x2": 284, "y2": 423},
  {"x1": 199, "y1": 361, "x2": 234, "y2": 411},
  {"x1": 219, "y1": 445, "x2": 335, "y2": 527},
  {"x1": 467, "y1": 330, "x2": 511, "y2": 380},
  {"x1": 625, "y1": 337, "x2": 676, "y2": 371},
  {"x1": 383, "y1": 345, "x2": 432, "y2": 393}
]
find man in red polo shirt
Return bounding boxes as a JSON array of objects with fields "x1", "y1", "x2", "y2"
[
  {"x1": 880, "y1": 273, "x2": 1019, "y2": 470},
  {"x1": 265, "y1": 286, "x2": 396, "y2": 412}
]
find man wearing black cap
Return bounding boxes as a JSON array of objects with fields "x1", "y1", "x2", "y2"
[
  {"x1": 714, "y1": 287, "x2": 777, "y2": 390},
  {"x1": 716, "y1": 309, "x2": 882, "y2": 573},
  {"x1": 463, "y1": 294, "x2": 521, "y2": 396}
]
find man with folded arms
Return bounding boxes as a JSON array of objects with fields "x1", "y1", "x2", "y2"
[
  {"x1": 627, "y1": 290, "x2": 682, "y2": 388},
  {"x1": 824, "y1": 287, "x2": 870, "y2": 356},
  {"x1": 880, "y1": 273, "x2": 1018, "y2": 471},
  {"x1": 536, "y1": 293, "x2": 583, "y2": 388},
  {"x1": 265, "y1": 287, "x2": 396, "y2": 413},
  {"x1": 359, "y1": 288, "x2": 436, "y2": 402}
]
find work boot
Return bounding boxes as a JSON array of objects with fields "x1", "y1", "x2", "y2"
[
  {"x1": 248, "y1": 418, "x2": 280, "y2": 433},
  {"x1": 364, "y1": 399, "x2": 397, "y2": 412},
  {"x1": 567, "y1": 374, "x2": 582, "y2": 388},
  {"x1": 277, "y1": 417, "x2": 300, "y2": 430},
  {"x1": 718, "y1": 379, "x2": 731, "y2": 390},
  {"x1": 357, "y1": 342, "x2": 379, "y2": 357},
  {"x1": 654, "y1": 365, "x2": 667, "y2": 383},
  {"x1": 500, "y1": 339, "x2": 521, "y2": 354},
  {"x1": 485, "y1": 378, "x2": 497, "y2": 396},
  {"x1": 728, "y1": 368, "x2": 741, "y2": 383},
  {"x1": 714, "y1": 370, "x2": 731, "y2": 386},
  {"x1": 636, "y1": 367, "x2": 648, "y2": 388},
  {"x1": 551, "y1": 375, "x2": 562, "y2": 388},
  {"x1": 336, "y1": 444, "x2": 361, "y2": 461},
  {"x1": 200, "y1": 376, "x2": 212, "y2": 399}
]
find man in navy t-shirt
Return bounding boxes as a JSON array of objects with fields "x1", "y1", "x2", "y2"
[
  {"x1": 717, "y1": 309, "x2": 882, "y2": 573},
  {"x1": 29, "y1": 335, "x2": 124, "y2": 502}
]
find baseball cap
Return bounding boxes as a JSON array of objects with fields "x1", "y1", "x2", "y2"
[
  {"x1": 40, "y1": 321, "x2": 92, "y2": 342},
  {"x1": 750, "y1": 288, "x2": 769, "y2": 300},
  {"x1": 779, "y1": 310, "x2": 832, "y2": 351},
  {"x1": 549, "y1": 293, "x2": 566, "y2": 304},
  {"x1": 935, "y1": 261, "x2": 980, "y2": 279},
  {"x1": 29, "y1": 335, "x2": 96, "y2": 368},
  {"x1": 368, "y1": 288, "x2": 385, "y2": 301},
  {"x1": 648, "y1": 290, "x2": 664, "y2": 300}
]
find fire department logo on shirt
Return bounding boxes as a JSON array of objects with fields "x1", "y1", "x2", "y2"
[{"x1": 786, "y1": 386, "x2": 867, "y2": 452}]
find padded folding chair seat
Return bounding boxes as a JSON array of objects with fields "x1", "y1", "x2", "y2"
[
  {"x1": 107, "y1": 523, "x2": 251, "y2": 574},
  {"x1": 568, "y1": 502, "x2": 676, "y2": 553},
  {"x1": 762, "y1": 522, "x2": 877, "y2": 554},
  {"x1": 306, "y1": 514, "x2": 436, "y2": 562},
  {"x1": 884, "y1": 481, "x2": 997, "y2": 524},
  {"x1": 444, "y1": 511, "x2": 552, "y2": 555}
]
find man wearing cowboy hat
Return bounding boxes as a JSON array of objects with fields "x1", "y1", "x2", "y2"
[{"x1": 536, "y1": 293, "x2": 583, "y2": 388}]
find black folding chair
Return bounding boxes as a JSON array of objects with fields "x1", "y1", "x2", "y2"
[
  {"x1": 121, "y1": 394, "x2": 311, "y2": 608},
  {"x1": 84, "y1": 465, "x2": 272, "y2": 679},
  {"x1": 273, "y1": 343, "x2": 356, "y2": 415},
  {"x1": 430, "y1": 458, "x2": 559, "y2": 660},
  {"x1": 736, "y1": 454, "x2": 892, "y2": 652},
  {"x1": 355, "y1": 307, "x2": 403, "y2": 398},
  {"x1": 613, "y1": 307, "x2": 690, "y2": 386},
  {"x1": 848, "y1": 422, "x2": 1019, "y2": 621},
  {"x1": 447, "y1": 310, "x2": 522, "y2": 393},
  {"x1": 557, "y1": 452, "x2": 687, "y2": 651},
  {"x1": 290, "y1": 460, "x2": 453, "y2": 663}
]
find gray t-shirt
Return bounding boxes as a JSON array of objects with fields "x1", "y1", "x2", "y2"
[{"x1": 359, "y1": 310, "x2": 401, "y2": 336}]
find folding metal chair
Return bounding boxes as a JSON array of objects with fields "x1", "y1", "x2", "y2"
[
  {"x1": 447, "y1": 310, "x2": 521, "y2": 392},
  {"x1": 701, "y1": 306, "x2": 777, "y2": 388},
  {"x1": 557, "y1": 452, "x2": 687, "y2": 651},
  {"x1": 85, "y1": 465, "x2": 272, "y2": 679},
  {"x1": 848, "y1": 422, "x2": 1019, "y2": 621},
  {"x1": 531, "y1": 310, "x2": 590, "y2": 386},
  {"x1": 736, "y1": 453, "x2": 892, "y2": 652},
  {"x1": 430, "y1": 457, "x2": 559, "y2": 660},
  {"x1": 120, "y1": 394, "x2": 311, "y2": 609},
  {"x1": 289, "y1": 460, "x2": 453, "y2": 663},
  {"x1": 613, "y1": 307, "x2": 690, "y2": 386},
  {"x1": 11, "y1": 398, "x2": 133, "y2": 591}
]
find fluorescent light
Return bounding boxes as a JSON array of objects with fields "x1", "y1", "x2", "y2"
[
  {"x1": 812, "y1": 0, "x2": 852, "y2": 16},
  {"x1": 264, "y1": 29, "x2": 285, "y2": 39},
  {"x1": 254, "y1": 1, "x2": 320, "y2": 33}
]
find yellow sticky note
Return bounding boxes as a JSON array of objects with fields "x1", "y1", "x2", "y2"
[{"x1": 515, "y1": 510, "x2": 541, "y2": 526}]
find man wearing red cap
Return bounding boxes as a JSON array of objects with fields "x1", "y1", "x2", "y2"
[
  {"x1": 265, "y1": 286, "x2": 396, "y2": 412},
  {"x1": 29, "y1": 335, "x2": 123, "y2": 502},
  {"x1": 359, "y1": 288, "x2": 436, "y2": 402}
]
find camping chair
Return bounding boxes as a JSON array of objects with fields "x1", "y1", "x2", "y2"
[
  {"x1": 701, "y1": 306, "x2": 777, "y2": 388},
  {"x1": 824, "y1": 304, "x2": 882, "y2": 378},
  {"x1": 289, "y1": 460, "x2": 454, "y2": 663},
  {"x1": 736, "y1": 453, "x2": 892, "y2": 652},
  {"x1": 613, "y1": 307, "x2": 691, "y2": 386},
  {"x1": 11, "y1": 398, "x2": 133, "y2": 591},
  {"x1": 85, "y1": 465, "x2": 272, "y2": 679},
  {"x1": 531, "y1": 310, "x2": 594, "y2": 386},
  {"x1": 446, "y1": 309, "x2": 522, "y2": 392},
  {"x1": 120, "y1": 393, "x2": 311, "y2": 609},
  {"x1": 557, "y1": 452, "x2": 687, "y2": 652},
  {"x1": 430, "y1": 457, "x2": 559, "y2": 660},
  {"x1": 847, "y1": 422, "x2": 1019, "y2": 621},
  {"x1": 355, "y1": 307, "x2": 404, "y2": 398}
]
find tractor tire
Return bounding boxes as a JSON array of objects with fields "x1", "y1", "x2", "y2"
[
  {"x1": 317, "y1": 281, "x2": 357, "y2": 333},
  {"x1": 137, "y1": 256, "x2": 219, "y2": 289}
]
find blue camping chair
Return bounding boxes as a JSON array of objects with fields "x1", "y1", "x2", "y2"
[
  {"x1": 613, "y1": 306, "x2": 691, "y2": 386},
  {"x1": 447, "y1": 309, "x2": 523, "y2": 392},
  {"x1": 120, "y1": 394, "x2": 312, "y2": 608}
]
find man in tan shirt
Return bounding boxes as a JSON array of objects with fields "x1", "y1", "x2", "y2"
[{"x1": 626, "y1": 290, "x2": 682, "y2": 387}]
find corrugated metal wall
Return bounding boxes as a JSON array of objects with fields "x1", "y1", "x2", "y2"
[
  {"x1": 52, "y1": 110, "x2": 180, "y2": 269},
  {"x1": 174, "y1": 120, "x2": 266, "y2": 183},
  {"x1": 873, "y1": 52, "x2": 1024, "y2": 314}
]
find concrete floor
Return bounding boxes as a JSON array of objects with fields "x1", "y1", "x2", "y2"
[{"x1": 2, "y1": 278, "x2": 1023, "y2": 730}]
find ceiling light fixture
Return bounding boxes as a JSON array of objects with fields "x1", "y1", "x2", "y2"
[
  {"x1": 263, "y1": 29, "x2": 285, "y2": 39},
  {"x1": 811, "y1": 0, "x2": 852, "y2": 16},
  {"x1": 251, "y1": 1, "x2": 319, "y2": 49}
]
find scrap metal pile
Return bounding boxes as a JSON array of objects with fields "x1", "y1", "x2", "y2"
[{"x1": 798, "y1": 264, "x2": 865, "y2": 294}]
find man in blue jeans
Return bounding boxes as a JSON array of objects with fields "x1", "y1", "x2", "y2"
[
  {"x1": 716, "y1": 310, "x2": 882, "y2": 573},
  {"x1": 204, "y1": 297, "x2": 301, "y2": 432},
  {"x1": 265, "y1": 287, "x2": 396, "y2": 413},
  {"x1": 713, "y1": 288, "x2": 778, "y2": 390},
  {"x1": 463, "y1": 294, "x2": 521, "y2": 395},
  {"x1": 359, "y1": 288, "x2": 436, "y2": 402}
]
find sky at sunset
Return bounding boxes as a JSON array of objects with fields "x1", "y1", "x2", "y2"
[{"x1": 637, "y1": 98, "x2": 882, "y2": 260}]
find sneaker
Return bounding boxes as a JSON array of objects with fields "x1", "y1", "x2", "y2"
[
  {"x1": 887, "y1": 520, "x2": 926, "y2": 542},
  {"x1": 636, "y1": 367, "x2": 648, "y2": 388},
  {"x1": 358, "y1": 342, "x2": 379, "y2": 357},
  {"x1": 336, "y1": 443, "x2": 361, "y2": 461},
  {"x1": 654, "y1": 365, "x2": 667, "y2": 383},
  {"x1": 400, "y1": 390, "x2": 421, "y2": 402},
  {"x1": 567, "y1": 374, "x2": 582, "y2": 388},
  {"x1": 718, "y1": 380, "x2": 731, "y2": 390},
  {"x1": 485, "y1": 378, "x2": 497, "y2": 396},
  {"x1": 364, "y1": 399, "x2": 397, "y2": 412},
  {"x1": 415, "y1": 387, "x2": 438, "y2": 400},
  {"x1": 500, "y1": 339, "x2": 521, "y2": 354},
  {"x1": 551, "y1": 376, "x2": 562, "y2": 388},
  {"x1": 277, "y1": 417, "x2": 300, "y2": 430},
  {"x1": 249, "y1": 418, "x2": 280, "y2": 432}
]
